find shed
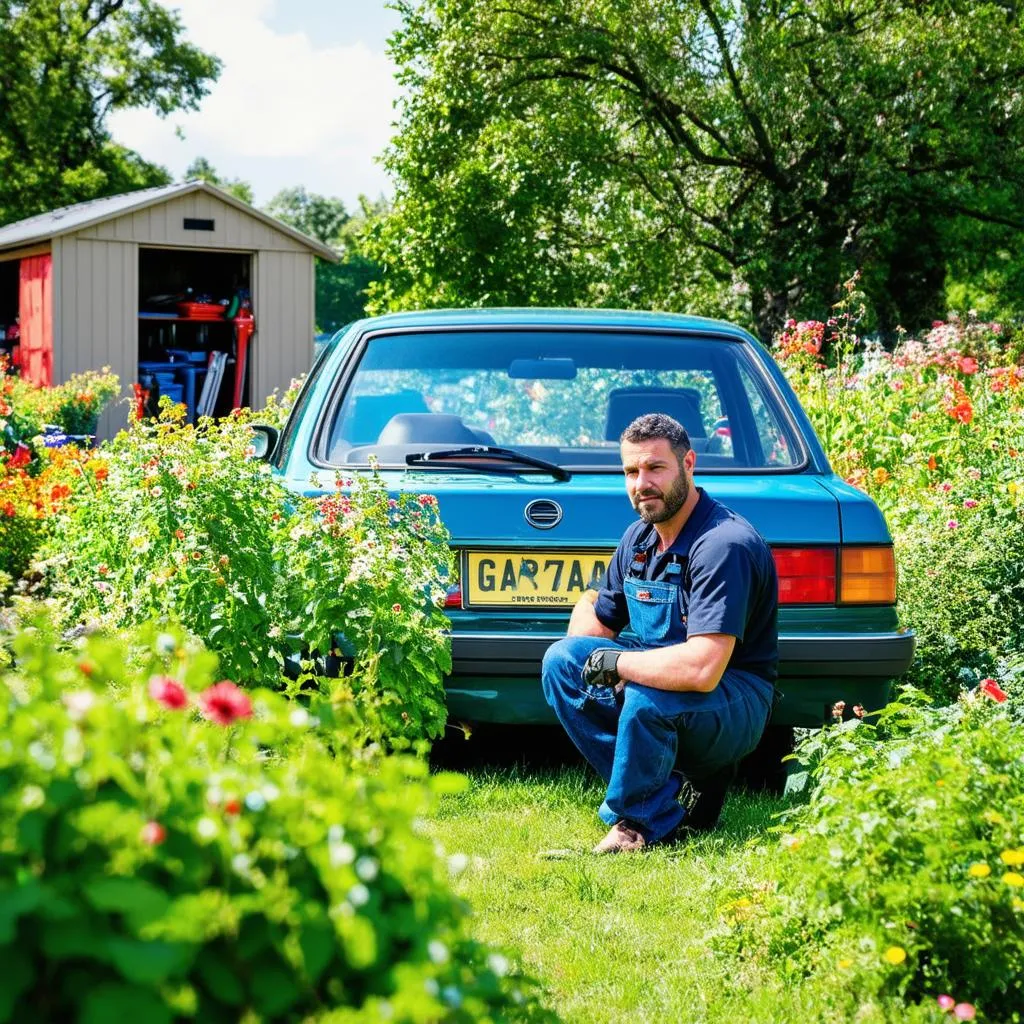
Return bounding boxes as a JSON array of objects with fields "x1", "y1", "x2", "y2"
[{"x1": 0, "y1": 181, "x2": 337, "y2": 437}]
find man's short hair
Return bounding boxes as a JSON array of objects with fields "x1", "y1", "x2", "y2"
[{"x1": 620, "y1": 413, "x2": 692, "y2": 464}]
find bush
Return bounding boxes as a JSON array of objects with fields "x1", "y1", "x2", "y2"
[
  {"x1": 720, "y1": 689, "x2": 1024, "y2": 1020},
  {"x1": 3, "y1": 365, "x2": 121, "y2": 440},
  {"x1": 0, "y1": 617, "x2": 553, "y2": 1023},
  {"x1": 779, "y1": 290, "x2": 1024, "y2": 702},
  {"x1": 35, "y1": 404, "x2": 453, "y2": 744}
]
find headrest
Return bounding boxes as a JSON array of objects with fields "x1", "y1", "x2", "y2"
[
  {"x1": 377, "y1": 413, "x2": 482, "y2": 445},
  {"x1": 604, "y1": 386, "x2": 706, "y2": 442},
  {"x1": 341, "y1": 390, "x2": 428, "y2": 443}
]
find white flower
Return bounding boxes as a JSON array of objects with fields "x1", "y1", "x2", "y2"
[
  {"x1": 62, "y1": 690, "x2": 95, "y2": 721},
  {"x1": 428, "y1": 940, "x2": 449, "y2": 964},
  {"x1": 261, "y1": 783, "x2": 280, "y2": 803},
  {"x1": 196, "y1": 817, "x2": 218, "y2": 839},
  {"x1": 244, "y1": 791, "x2": 267, "y2": 812},
  {"x1": 21, "y1": 785, "x2": 45, "y2": 809},
  {"x1": 231, "y1": 853, "x2": 251, "y2": 874},
  {"x1": 355, "y1": 856, "x2": 379, "y2": 881},
  {"x1": 487, "y1": 953, "x2": 510, "y2": 977},
  {"x1": 330, "y1": 842, "x2": 356, "y2": 867},
  {"x1": 348, "y1": 883, "x2": 370, "y2": 907},
  {"x1": 327, "y1": 824, "x2": 345, "y2": 843},
  {"x1": 155, "y1": 633, "x2": 176, "y2": 655},
  {"x1": 289, "y1": 708, "x2": 310, "y2": 728},
  {"x1": 447, "y1": 852, "x2": 469, "y2": 875}
]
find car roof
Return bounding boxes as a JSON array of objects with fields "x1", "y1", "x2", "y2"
[{"x1": 347, "y1": 307, "x2": 754, "y2": 341}]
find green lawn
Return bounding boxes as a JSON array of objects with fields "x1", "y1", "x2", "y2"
[{"x1": 424, "y1": 766, "x2": 929, "y2": 1024}]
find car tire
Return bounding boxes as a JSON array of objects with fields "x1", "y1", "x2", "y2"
[{"x1": 736, "y1": 724, "x2": 795, "y2": 795}]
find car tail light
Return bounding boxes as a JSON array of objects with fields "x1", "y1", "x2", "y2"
[
  {"x1": 444, "y1": 583, "x2": 462, "y2": 609},
  {"x1": 773, "y1": 547, "x2": 837, "y2": 604},
  {"x1": 840, "y1": 545, "x2": 896, "y2": 604}
]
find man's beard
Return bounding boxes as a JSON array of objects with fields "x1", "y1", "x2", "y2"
[{"x1": 632, "y1": 473, "x2": 689, "y2": 523}]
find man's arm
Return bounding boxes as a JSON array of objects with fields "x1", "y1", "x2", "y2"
[
  {"x1": 616, "y1": 634, "x2": 736, "y2": 693},
  {"x1": 568, "y1": 590, "x2": 619, "y2": 638}
]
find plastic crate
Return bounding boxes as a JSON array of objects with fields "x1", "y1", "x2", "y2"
[{"x1": 177, "y1": 302, "x2": 225, "y2": 320}]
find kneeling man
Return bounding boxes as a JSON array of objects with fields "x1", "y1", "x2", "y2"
[{"x1": 542, "y1": 413, "x2": 779, "y2": 853}]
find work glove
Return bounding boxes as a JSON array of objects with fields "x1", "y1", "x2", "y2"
[{"x1": 582, "y1": 648, "x2": 622, "y2": 687}]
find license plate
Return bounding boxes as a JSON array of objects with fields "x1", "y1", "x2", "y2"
[{"x1": 463, "y1": 550, "x2": 613, "y2": 608}]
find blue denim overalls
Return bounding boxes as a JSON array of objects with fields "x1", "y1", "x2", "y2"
[{"x1": 541, "y1": 538, "x2": 774, "y2": 842}]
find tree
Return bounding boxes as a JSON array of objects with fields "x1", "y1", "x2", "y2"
[
  {"x1": 374, "y1": 1, "x2": 1024, "y2": 338},
  {"x1": 264, "y1": 188, "x2": 387, "y2": 332},
  {"x1": 0, "y1": 0, "x2": 220, "y2": 226},
  {"x1": 184, "y1": 157, "x2": 254, "y2": 205}
]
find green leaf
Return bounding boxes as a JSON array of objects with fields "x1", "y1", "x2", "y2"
[
  {"x1": 84, "y1": 878, "x2": 171, "y2": 932},
  {"x1": 299, "y1": 914, "x2": 336, "y2": 984},
  {"x1": 193, "y1": 948, "x2": 245, "y2": 1007},
  {"x1": 107, "y1": 938, "x2": 193, "y2": 985},
  {"x1": 248, "y1": 961, "x2": 301, "y2": 1017},
  {"x1": 0, "y1": 946, "x2": 33, "y2": 1023},
  {"x1": 0, "y1": 881, "x2": 44, "y2": 944},
  {"x1": 78, "y1": 982, "x2": 172, "y2": 1024}
]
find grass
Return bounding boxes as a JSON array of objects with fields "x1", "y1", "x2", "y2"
[{"x1": 423, "y1": 759, "x2": 933, "y2": 1024}]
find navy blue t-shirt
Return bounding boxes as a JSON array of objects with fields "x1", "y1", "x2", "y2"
[{"x1": 593, "y1": 488, "x2": 779, "y2": 683}]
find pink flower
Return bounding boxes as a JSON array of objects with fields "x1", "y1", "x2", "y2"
[
  {"x1": 963, "y1": 499, "x2": 978, "y2": 509},
  {"x1": 946, "y1": 519, "x2": 959, "y2": 530},
  {"x1": 392, "y1": 603, "x2": 402, "y2": 613},
  {"x1": 149, "y1": 676, "x2": 188, "y2": 710},
  {"x1": 141, "y1": 821, "x2": 166, "y2": 846},
  {"x1": 953, "y1": 1004, "x2": 976, "y2": 1021},
  {"x1": 940, "y1": 482, "x2": 953, "y2": 493},
  {"x1": 937, "y1": 995, "x2": 955, "y2": 1011},
  {"x1": 968, "y1": 468, "x2": 982, "y2": 480},
  {"x1": 959, "y1": 357, "x2": 979, "y2": 375},
  {"x1": 198, "y1": 681, "x2": 253, "y2": 726},
  {"x1": 980, "y1": 678, "x2": 1008, "y2": 703}
]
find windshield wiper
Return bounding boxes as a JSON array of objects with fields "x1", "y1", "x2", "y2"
[{"x1": 405, "y1": 446, "x2": 571, "y2": 481}]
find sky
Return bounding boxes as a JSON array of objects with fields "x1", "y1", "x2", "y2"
[{"x1": 108, "y1": 1, "x2": 403, "y2": 210}]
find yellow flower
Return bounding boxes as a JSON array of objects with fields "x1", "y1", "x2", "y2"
[
  {"x1": 873, "y1": 467, "x2": 889, "y2": 485},
  {"x1": 1009, "y1": 481, "x2": 1020, "y2": 495},
  {"x1": 1013, "y1": 899, "x2": 1024, "y2": 912},
  {"x1": 883, "y1": 946, "x2": 907, "y2": 965},
  {"x1": 1000, "y1": 849, "x2": 1024, "y2": 867},
  {"x1": 983, "y1": 810, "x2": 1007, "y2": 825},
  {"x1": 1002, "y1": 872, "x2": 1024, "y2": 888},
  {"x1": 968, "y1": 863, "x2": 992, "y2": 878},
  {"x1": 838, "y1": 958, "x2": 853, "y2": 970}
]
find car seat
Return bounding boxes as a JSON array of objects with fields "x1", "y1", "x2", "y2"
[{"x1": 604, "y1": 386, "x2": 707, "y2": 442}]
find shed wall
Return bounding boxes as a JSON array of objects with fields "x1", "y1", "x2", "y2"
[
  {"x1": 253, "y1": 250, "x2": 315, "y2": 405},
  {"x1": 76, "y1": 192, "x2": 308, "y2": 253},
  {"x1": 52, "y1": 235, "x2": 137, "y2": 440}
]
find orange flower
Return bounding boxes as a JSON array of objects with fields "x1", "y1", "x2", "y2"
[{"x1": 927, "y1": 456, "x2": 938, "y2": 471}]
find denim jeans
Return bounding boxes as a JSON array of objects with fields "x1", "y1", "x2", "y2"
[{"x1": 541, "y1": 635, "x2": 773, "y2": 842}]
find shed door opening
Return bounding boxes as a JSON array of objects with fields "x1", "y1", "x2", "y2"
[
  {"x1": 0, "y1": 260, "x2": 19, "y2": 367},
  {"x1": 137, "y1": 247, "x2": 254, "y2": 421}
]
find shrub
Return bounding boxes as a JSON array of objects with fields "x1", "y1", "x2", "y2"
[
  {"x1": 0, "y1": 617, "x2": 553, "y2": 1023},
  {"x1": 720, "y1": 689, "x2": 1024, "y2": 1020},
  {"x1": 35, "y1": 405, "x2": 453, "y2": 744},
  {"x1": 779, "y1": 288, "x2": 1024, "y2": 701},
  {"x1": 3, "y1": 365, "x2": 121, "y2": 440}
]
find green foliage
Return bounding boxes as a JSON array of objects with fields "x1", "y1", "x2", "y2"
[
  {"x1": 33, "y1": 404, "x2": 453, "y2": 744},
  {"x1": 0, "y1": 0, "x2": 220, "y2": 224},
  {"x1": 183, "y1": 158, "x2": 254, "y2": 205},
  {"x1": 265, "y1": 190, "x2": 387, "y2": 332},
  {"x1": 780, "y1": 295, "x2": 1024, "y2": 703},
  {"x1": 719, "y1": 690, "x2": 1024, "y2": 1020},
  {"x1": 5, "y1": 367, "x2": 121, "y2": 441},
  {"x1": 377, "y1": 1, "x2": 1024, "y2": 337},
  {"x1": 0, "y1": 617, "x2": 552, "y2": 1023}
]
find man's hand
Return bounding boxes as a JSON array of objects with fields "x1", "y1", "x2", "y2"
[{"x1": 582, "y1": 648, "x2": 622, "y2": 687}]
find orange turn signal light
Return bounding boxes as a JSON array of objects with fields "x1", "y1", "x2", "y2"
[{"x1": 840, "y1": 545, "x2": 897, "y2": 604}]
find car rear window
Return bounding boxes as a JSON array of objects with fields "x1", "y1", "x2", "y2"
[{"x1": 320, "y1": 330, "x2": 804, "y2": 471}]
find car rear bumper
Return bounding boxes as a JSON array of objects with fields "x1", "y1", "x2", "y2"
[{"x1": 446, "y1": 629, "x2": 916, "y2": 728}]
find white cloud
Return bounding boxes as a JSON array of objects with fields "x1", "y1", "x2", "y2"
[{"x1": 108, "y1": 0, "x2": 400, "y2": 206}]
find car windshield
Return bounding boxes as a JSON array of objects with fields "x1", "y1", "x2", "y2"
[{"x1": 322, "y1": 329, "x2": 803, "y2": 471}]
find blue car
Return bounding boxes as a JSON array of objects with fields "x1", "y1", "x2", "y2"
[{"x1": 262, "y1": 309, "x2": 914, "y2": 767}]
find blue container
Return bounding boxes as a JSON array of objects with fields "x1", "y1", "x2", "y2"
[
  {"x1": 161, "y1": 382, "x2": 185, "y2": 404},
  {"x1": 167, "y1": 349, "x2": 208, "y2": 365}
]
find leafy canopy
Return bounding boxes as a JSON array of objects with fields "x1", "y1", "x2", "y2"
[
  {"x1": 0, "y1": 0, "x2": 220, "y2": 225},
  {"x1": 373, "y1": 0, "x2": 1024, "y2": 338}
]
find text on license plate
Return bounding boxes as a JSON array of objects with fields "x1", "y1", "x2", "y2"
[{"x1": 463, "y1": 551, "x2": 612, "y2": 607}]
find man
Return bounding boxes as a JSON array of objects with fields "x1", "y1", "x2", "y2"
[{"x1": 541, "y1": 413, "x2": 779, "y2": 854}]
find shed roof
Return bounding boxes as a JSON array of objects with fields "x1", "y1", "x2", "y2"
[{"x1": 0, "y1": 181, "x2": 338, "y2": 260}]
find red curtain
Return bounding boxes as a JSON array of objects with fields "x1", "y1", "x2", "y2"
[{"x1": 19, "y1": 254, "x2": 53, "y2": 386}]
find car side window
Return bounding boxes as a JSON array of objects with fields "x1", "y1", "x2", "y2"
[{"x1": 736, "y1": 360, "x2": 799, "y2": 467}]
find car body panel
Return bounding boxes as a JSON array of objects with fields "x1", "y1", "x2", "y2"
[{"x1": 271, "y1": 309, "x2": 914, "y2": 729}]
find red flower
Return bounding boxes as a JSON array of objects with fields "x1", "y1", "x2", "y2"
[
  {"x1": 224, "y1": 798, "x2": 242, "y2": 815},
  {"x1": 1, "y1": 502, "x2": 14, "y2": 518},
  {"x1": 392, "y1": 602, "x2": 402, "y2": 613},
  {"x1": 949, "y1": 401, "x2": 973, "y2": 424},
  {"x1": 198, "y1": 681, "x2": 253, "y2": 725},
  {"x1": 141, "y1": 821, "x2": 166, "y2": 846},
  {"x1": 175, "y1": 528, "x2": 185, "y2": 541},
  {"x1": 8, "y1": 444, "x2": 31, "y2": 469},
  {"x1": 979, "y1": 678, "x2": 1008, "y2": 703},
  {"x1": 149, "y1": 675, "x2": 188, "y2": 710}
]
